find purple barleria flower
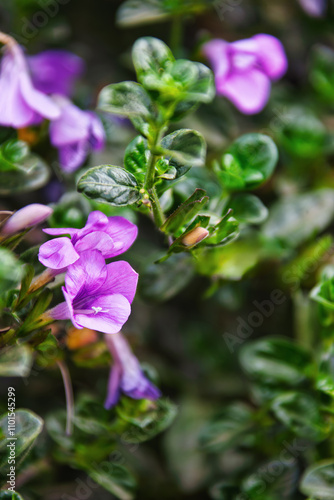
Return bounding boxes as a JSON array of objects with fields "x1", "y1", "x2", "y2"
[
  {"x1": 28, "y1": 50, "x2": 84, "y2": 97},
  {"x1": 38, "y1": 210, "x2": 138, "y2": 271},
  {"x1": 0, "y1": 40, "x2": 60, "y2": 128},
  {"x1": 49, "y1": 95, "x2": 105, "y2": 172},
  {"x1": 49, "y1": 250, "x2": 138, "y2": 334},
  {"x1": 104, "y1": 332, "x2": 161, "y2": 409},
  {"x1": 203, "y1": 34, "x2": 288, "y2": 114},
  {"x1": 298, "y1": 0, "x2": 326, "y2": 17}
]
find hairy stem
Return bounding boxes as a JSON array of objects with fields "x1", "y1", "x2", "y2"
[
  {"x1": 57, "y1": 360, "x2": 74, "y2": 436},
  {"x1": 144, "y1": 126, "x2": 166, "y2": 228}
]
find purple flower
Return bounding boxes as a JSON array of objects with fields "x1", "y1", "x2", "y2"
[
  {"x1": 298, "y1": 0, "x2": 326, "y2": 17},
  {"x1": 39, "y1": 210, "x2": 138, "y2": 270},
  {"x1": 28, "y1": 50, "x2": 84, "y2": 97},
  {"x1": 49, "y1": 96, "x2": 105, "y2": 172},
  {"x1": 203, "y1": 34, "x2": 288, "y2": 114},
  {"x1": 104, "y1": 332, "x2": 161, "y2": 409},
  {"x1": 49, "y1": 250, "x2": 138, "y2": 334},
  {"x1": 2, "y1": 203, "x2": 53, "y2": 235},
  {"x1": 0, "y1": 41, "x2": 60, "y2": 128}
]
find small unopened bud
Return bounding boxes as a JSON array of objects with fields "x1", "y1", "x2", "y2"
[
  {"x1": 2, "y1": 204, "x2": 53, "y2": 235},
  {"x1": 181, "y1": 227, "x2": 209, "y2": 247}
]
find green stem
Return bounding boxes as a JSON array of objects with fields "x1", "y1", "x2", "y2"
[
  {"x1": 170, "y1": 16, "x2": 183, "y2": 56},
  {"x1": 144, "y1": 126, "x2": 166, "y2": 228}
]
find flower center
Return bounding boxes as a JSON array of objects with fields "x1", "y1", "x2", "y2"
[{"x1": 92, "y1": 306, "x2": 103, "y2": 315}]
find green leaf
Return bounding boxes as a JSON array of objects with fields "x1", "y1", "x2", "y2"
[
  {"x1": 271, "y1": 392, "x2": 329, "y2": 442},
  {"x1": 85, "y1": 464, "x2": 136, "y2": 500},
  {"x1": 275, "y1": 107, "x2": 326, "y2": 159},
  {"x1": 160, "y1": 129, "x2": 206, "y2": 179},
  {"x1": 124, "y1": 135, "x2": 149, "y2": 181},
  {"x1": 263, "y1": 189, "x2": 334, "y2": 247},
  {"x1": 139, "y1": 253, "x2": 194, "y2": 301},
  {"x1": 98, "y1": 81, "x2": 153, "y2": 118},
  {"x1": 310, "y1": 45, "x2": 334, "y2": 103},
  {"x1": 116, "y1": 398, "x2": 178, "y2": 443},
  {"x1": 161, "y1": 188, "x2": 209, "y2": 234},
  {"x1": 0, "y1": 248, "x2": 23, "y2": 296},
  {"x1": 216, "y1": 133, "x2": 278, "y2": 191},
  {"x1": 239, "y1": 338, "x2": 312, "y2": 386},
  {"x1": 199, "y1": 403, "x2": 254, "y2": 453},
  {"x1": 132, "y1": 36, "x2": 175, "y2": 89},
  {"x1": 0, "y1": 492, "x2": 25, "y2": 500},
  {"x1": 169, "y1": 59, "x2": 215, "y2": 103},
  {"x1": 167, "y1": 214, "x2": 211, "y2": 253},
  {"x1": 229, "y1": 194, "x2": 268, "y2": 224},
  {"x1": 116, "y1": 0, "x2": 169, "y2": 27},
  {"x1": 0, "y1": 345, "x2": 33, "y2": 377},
  {"x1": 300, "y1": 460, "x2": 334, "y2": 499},
  {"x1": 0, "y1": 409, "x2": 43, "y2": 469},
  {"x1": 209, "y1": 482, "x2": 240, "y2": 500},
  {"x1": 205, "y1": 210, "x2": 239, "y2": 246},
  {"x1": 77, "y1": 165, "x2": 141, "y2": 206},
  {"x1": 0, "y1": 140, "x2": 50, "y2": 195}
]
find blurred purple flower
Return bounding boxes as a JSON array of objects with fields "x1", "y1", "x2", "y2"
[
  {"x1": 0, "y1": 42, "x2": 60, "y2": 128},
  {"x1": 49, "y1": 250, "x2": 138, "y2": 334},
  {"x1": 28, "y1": 50, "x2": 84, "y2": 97},
  {"x1": 39, "y1": 210, "x2": 138, "y2": 270},
  {"x1": 298, "y1": 0, "x2": 326, "y2": 17},
  {"x1": 203, "y1": 34, "x2": 288, "y2": 114},
  {"x1": 2, "y1": 203, "x2": 53, "y2": 235},
  {"x1": 49, "y1": 95, "x2": 105, "y2": 172},
  {"x1": 104, "y1": 332, "x2": 161, "y2": 409}
]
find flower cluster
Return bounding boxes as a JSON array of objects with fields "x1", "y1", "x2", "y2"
[
  {"x1": 39, "y1": 210, "x2": 160, "y2": 407},
  {"x1": 203, "y1": 34, "x2": 288, "y2": 114},
  {"x1": 0, "y1": 34, "x2": 105, "y2": 171}
]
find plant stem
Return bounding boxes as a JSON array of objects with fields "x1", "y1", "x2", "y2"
[
  {"x1": 57, "y1": 360, "x2": 74, "y2": 436},
  {"x1": 170, "y1": 16, "x2": 182, "y2": 56},
  {"x1": 144, "y1": 126, "x2": 165, "y2": 228}
]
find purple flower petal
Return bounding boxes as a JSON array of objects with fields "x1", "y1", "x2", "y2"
[
  {"x1": 48, "y1": 300, "x2": 71, "y2": 320},
  {"x1": 74, "y1": 231, "x2": 115, "y2": 255},
  {"x1": 28, "y1": 50, "x2": 84, "y2": 96},
  {"x1": 87, "y1": 111, "x2": 106, "y2": 151},
  {"x1": 2, "y1": 204, "x2": 53, "y2": 234},
  {"x1": 221, "y1": 68, "x2": 271, "y2": 114},
  {"x1": 252, "y1": 34, "x2": 288, "y2": 80},
  {"x1": 104, "y1": 363, "x2": 122, "y2": 409},
  {"x1": 58, "y1": 140, "x2": 89, "y2": 172},
  {"x1": 104, "y1": 261, "x2": 139, "y2": 304},
  {"x1": 38, "y1": 236, "x2": 80, "y2": 269},
  {"x1": 74, "y1": 294, "x2": 131, "y2": 334},
  {"x1": 298, "y1": 0, "x2": 326, "y2": 17},
  {"x1": 49, "y1": 98, "x2": 91, "y2": 146},
  {"x1": 65, "y1": 249, "x2": 107, "y2": 298},
  {"x1": 104, "y1": 216, "x2": 138, "y2": 258},
  {"x1": 203, "y1": 39, "x2": 230, "y2": 83},
  {"x1": 43, "y1": 227, "x2": 78, "y2": 236}
]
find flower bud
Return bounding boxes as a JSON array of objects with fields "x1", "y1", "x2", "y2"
[
  {"x1": 181, "y1": 227, "x2": 209, "y2": 247},
  {"x1": 2, "y1": 204, "x2": 53, "y2": 235}
]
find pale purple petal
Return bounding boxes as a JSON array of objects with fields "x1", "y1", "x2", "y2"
[
  {"x1": 123, "y1": 374, "x2": 161, "y2": 400},
  {"x1": 252, "y1": 34, "x2": 288, "y2": 80},
  {"x1": 63, "y1": 288, "x2": 81, "y2": 329},
  {"x1": 28, "y1": 50, "x2": 84, "y2": 96},
  {"x1": 74, "y1": 294, "x2": 131, "y2": 334},
  {"x1": 87, "y1": 112, "x2": 106, "y2": 151},
  {"x1": 43, "y1": 227, "x2": 78, "y2": 236},
  {"x1": 2, "y1": 204, "x2": 53, "y2": 234},
  {"x1": 65, "y1": 249, "x2": 107, "y2": 298},
  {"x1": 203, "y1": 39, "x2": 230, "y2": 83},
  {"x1": 104, "y1": 364, "x2": 122, "y2": 409},
  {"x1": 76, "y1": 211, "x2": 109, "y2": 239},
  {"x1": 58, "y1": 140, "x2": 89, "y2": 172},
  {"x1": 19, "y1": 72, "x2": 60, "y2": 121},
  {"x1": 74, "y1": 231, "x2": 114, "y2": 255},
  {"x1": 104, "y1": 261, "x2": 138, "y2": 304},
  {"x1": 221, "y1": 68, "x2": 271, "y2": 114},
  {"x1": 104, "y1": 216, "x2": 138, "y2": 258},
  {"x1": 38, "y1": 237, "x2": 80, "y2": 269},
  {"x1": 50, "y1": 99, "x2": 91, "y2": 146},
  {"x1": 298, "y1": 0, "x2": 326, "y2": 16},
  {"x1": 48, "y1": 301, "x2": 71, "y2": 320}
]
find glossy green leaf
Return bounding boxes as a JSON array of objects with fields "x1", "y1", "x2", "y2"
[
  {"x1": 0, "y1": 345, "x2": 33, "y2": 377},
  {"x1": 161, "y1": 189, "x2": 209, "y2": 234},
  {"x1": 216, "y1": 134, "x2": 278, "y2": 191},
  {"x1": 205, "y1": 210, "x2": 239, "y2": 246},
  {"x1": 199, "y1": 403, "x2": 254, "y2": 452},
  {"x1": 310, "y1": 45, "x2": 334, "y2": 103},
  {"x1": 132, "y1": 36, "x2": 174, "y2": 86},
  {"x1": 263, "y1": 189, "x2": 334, "y2": 247},
  {"x1": 300, "y1": 460, "x2": 334, "y2": 499},
  {"x1": 0, "y1": 410, "x2": 43, "y2": 469},
  {"x1": 229, "y1": 194, "x2": 268, "y2": 224},
  {"x1": 160, "y1": 129, "x2": 206, "y2": 179},
  {"x1": 271, "y1": 392, "x2": 329, "y2": 442},
  {"x1": 78, "y1": 165, "x2": 141, "y2": 206},
  {"x1": 85, "y1": 464, "x2": 136, "y2": 500},
  {"x1": 0, "y1": 492, "x2": 24, "y2": 500},
  {"x1": 0, "y1": 248, "x2": 23, "y2": 295},
  {"x1": 239, "y1": 338, "x2": 312, "y2": 386},
  {"x1": 124, "y1": 135, "x2": 149, "y2": 180},
  {"x1": 0, "y1": 140, "x2": 50, "y2": 195},
  {"x1": 116, "y1": 0, "x2": 169, "y2": 27}
]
